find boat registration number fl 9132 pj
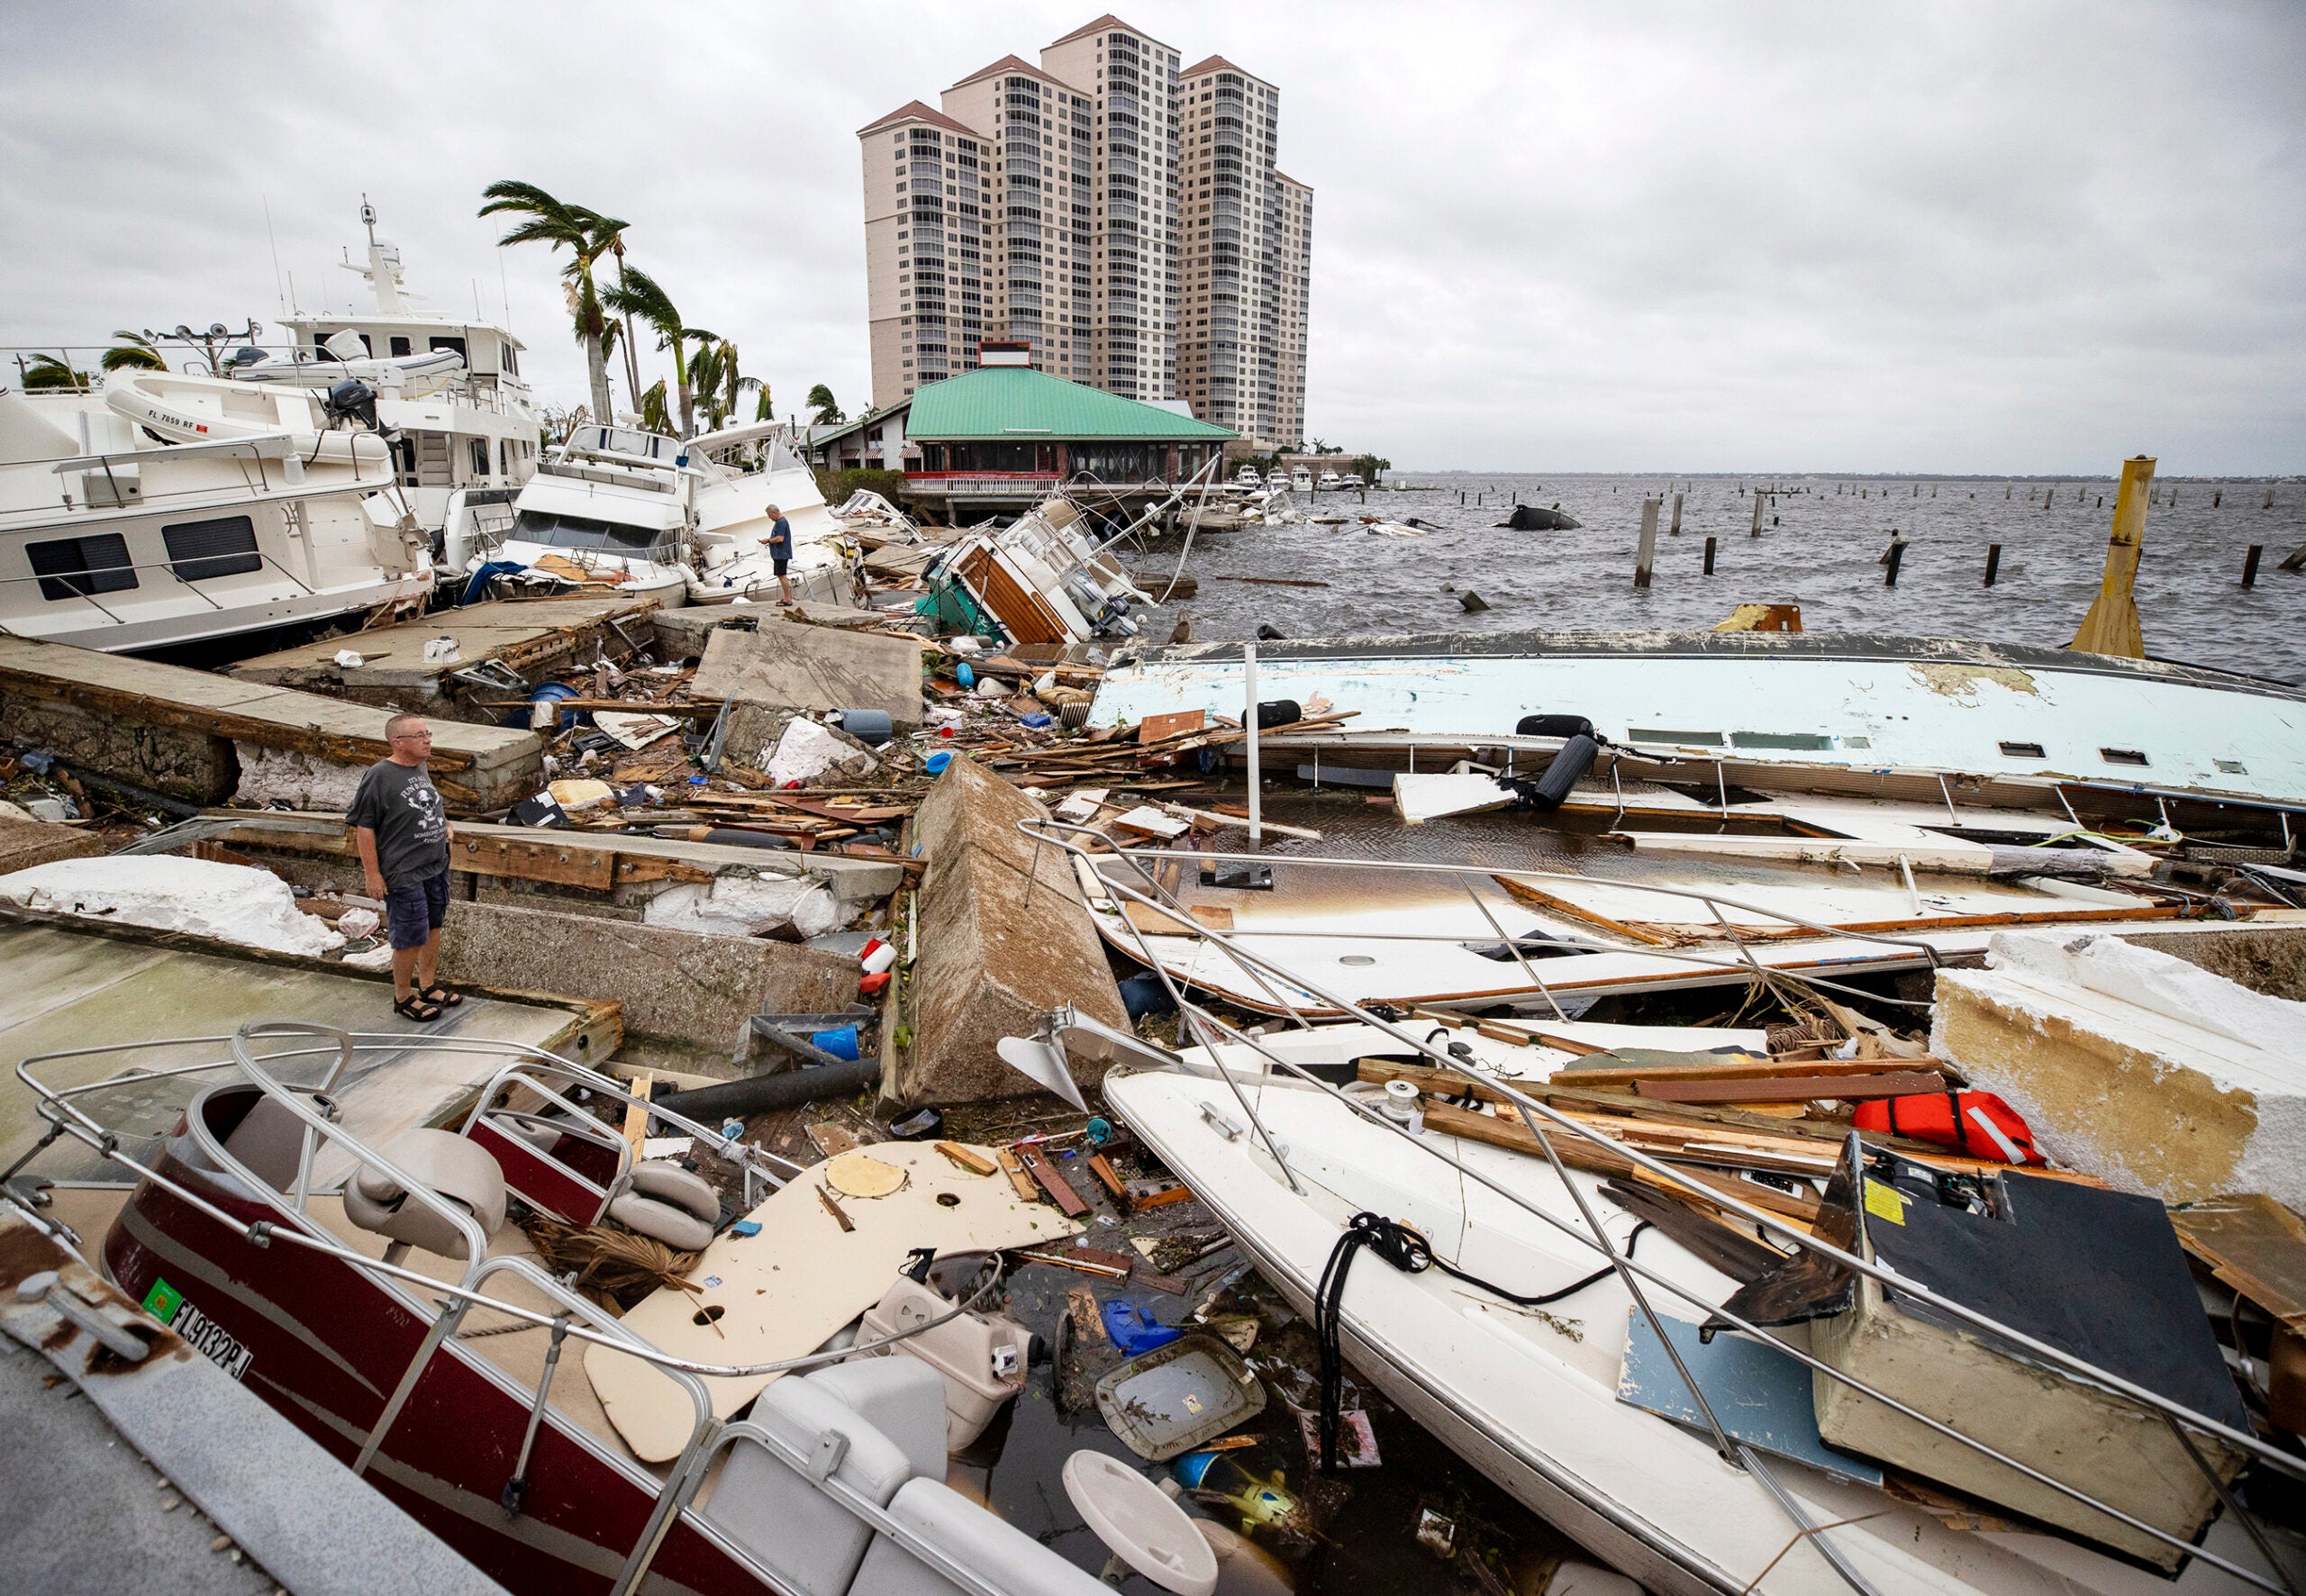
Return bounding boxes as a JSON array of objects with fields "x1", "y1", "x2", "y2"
[{"x1": 141, "y1": 1276, "x2": 253, "y2": 1380}]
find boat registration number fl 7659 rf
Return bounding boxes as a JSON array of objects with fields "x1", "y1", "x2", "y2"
[{"x1": 141, "y1": 1276, "x2": 253, "y2": 1380}]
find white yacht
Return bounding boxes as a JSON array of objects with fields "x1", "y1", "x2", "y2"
[
  {"x1": 1339, "y1": 471, "x2": 1366, "y2": 490},
  {"x1": 0, "y1": 375, "x2": 432, "y2": 653},
  {"x1": 1234, "y1": 463, "x2": 1262, "y2": 485},
  {"x1": 1290, "y1": 467, "x2": 1313, "y2": 492},
  {"x1": 1317, "y1": 469, "x2": 1342, "y2": 491},
  {"x1": 229, "y1": 204, "x2": 540, "y2": 558},
  {"x1": 493, "y1": 422, "x2": 860, "y2": 610}
]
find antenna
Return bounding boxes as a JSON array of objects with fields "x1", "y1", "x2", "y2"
[
  {"x1": 262, "y1": 193, "x2": 287, "y2": 318},
  {"x1": 360, "y1": 195, "x2": 377, "y2": 247}
]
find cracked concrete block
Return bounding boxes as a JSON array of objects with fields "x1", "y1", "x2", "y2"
[
  {"x1": 888, "y1": 754, "x2": 1128, "y2": 1108},
  {"x1": 438, "y1": 901, "x2": 856, "y2": 1049}
]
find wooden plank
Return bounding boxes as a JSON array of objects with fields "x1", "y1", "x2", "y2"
[
  {"x1": 816, "y1": 1182, "x2": 857, "y2": 1232},
  {"x1": 1356, "y1": 1057, "x2": 1857, "y2": 1147},
  {"x1": 450, "y1": 833, "x2": 618, "y2": 891},
  {"x1": 2169, "y1": 1193, "x2": 2306, "y2": 1330},
  {"x1": 1634, "y1": 1071, "x2": 1947, "y2": 1104},
  {"x1": 1085, "y1": 1153, "x2": 1127, "y2": 1198},
  {"x1": 994, "y1": 1146, "x2": 1042, "y2": 1203},
  {"x1": 622, "y1": 1070, "x2": 654, "y2": 1161},
  {"x1": 1490, "y1": 874, "x2": 1677, "y2": 946},
  {"x1": 934, "y1": 1140, "x2": 998, "y2": 1177},
  {"x1": 1569, "y1": 1056, "x2": 1953, "y2": 1088},
  {"x1": 1139, "y1": 710, "x2": 1206, "y2": 744},
  {"x1": 1017, "y1": 1147, "x2": 1090, "y2": 1217}
]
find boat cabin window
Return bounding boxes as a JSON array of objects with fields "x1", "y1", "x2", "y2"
[
  {"x1": 2099, "y1": 748, "x2": 2149, "y2": 766},
  {"x1": 27, "y1": 533, "x2": 137, "y2": 601},
  {"x1": 429, "y1": 335, "x2": 468, "y2": 361},
  {"x1": 512, "y1": 509, "x2": 668, "y2": 555},
  {"x1": 469, "y1": 440, "x2": 489, "y2": 480},
  {"x1": 161, "y1": 515, "x2": 263, "y2": 582},
  {"x1": 391, "y1": 437, "x2": 419, "y2": 487},
  {"x1": 1998, "y1": 741, "x2": 2047, "y2": 759},
  {"x1": 389, "y1": 336, "x2": 413, "y2": 358},
  {"x1": 2214, "y1": 758, "x2": 2248, "y2": 775},
  {"x1": 500, "y1": 342, "x2": 518, "y2": 376}
]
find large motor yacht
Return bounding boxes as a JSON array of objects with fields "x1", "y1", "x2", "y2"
[
  {"x1": 0, "y1": 374, "x2": 432, "y2": 654},
  {"x1": 493, "y1": 422, "x2": 862, "y2": 610}
]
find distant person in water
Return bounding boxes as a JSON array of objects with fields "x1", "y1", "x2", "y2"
[{"x1": 765, "y1": 503, "x2": 794, "y2": 604}]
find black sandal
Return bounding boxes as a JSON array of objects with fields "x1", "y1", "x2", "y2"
[
  {"x1": 393, "y1": 995, "x2": 443, "y2": 1023},
  {"x1": 418, "y1": 984, "x2": 463, "y2": 1008}
]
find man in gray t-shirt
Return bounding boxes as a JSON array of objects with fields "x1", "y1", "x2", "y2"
[{"x1": 349, "y1": 712, "x2": 458, "y2": 1021}]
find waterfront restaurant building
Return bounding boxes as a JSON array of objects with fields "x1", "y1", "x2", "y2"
[{"x1": 819, "y1": 345, "x2": 1233, "y2": 518}]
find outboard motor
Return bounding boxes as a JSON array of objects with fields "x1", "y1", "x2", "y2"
[
  {"x1": 1515, "y1": 713, "x2": 1595, "y2": 740},
  {"x1": 322, "y1": 377, "x2": 393, "y2": 440}
]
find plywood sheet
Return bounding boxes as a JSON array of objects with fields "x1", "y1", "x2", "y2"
[
  {"x1": 584, "y1": 1140, "x2": 1079, "y2": 1461},
  {"x1": 688, "y1": 619, "x2": 924, "y2": 728}
]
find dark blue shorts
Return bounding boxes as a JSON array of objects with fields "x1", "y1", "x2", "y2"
[
  {"x1": 384, "y1": 870, "x2": 450, "y2": 950},
  {"x1": 771, "y1": 556, "x2": 791, "y2": 576}
]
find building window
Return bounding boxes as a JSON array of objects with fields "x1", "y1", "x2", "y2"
[
  {"x1": 27, "y1": 532, "x2": 137, "y2": 601},
  {"x1": 161, "y1": 515, "x2": 263, "y2": 582}
]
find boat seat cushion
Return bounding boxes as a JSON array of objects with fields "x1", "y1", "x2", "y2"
[
  {"x1": 608, "y1": 1159, "x2": 721, "y2": 1249},
  {"x1": 849, "y1": 1477, "x2": 1108, "y2": 1596},
  {"x1": 702, "y1": 1374, "x2": 914, "y2": 1596},
  {"x1": 341, "y1": 1129, "x2": 507, "y2": 1259},
  {"x1": 804, "y1": 1356, "x2": 950, "y2": 1482}
]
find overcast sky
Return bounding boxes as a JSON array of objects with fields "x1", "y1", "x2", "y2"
[{"x1": 4, "y1": 2, "x2": 2299, "y2": 473}]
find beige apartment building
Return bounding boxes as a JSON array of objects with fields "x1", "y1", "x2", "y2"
[{"x1": 859, "y1": 14, "x2": 1312, "y2": 445}]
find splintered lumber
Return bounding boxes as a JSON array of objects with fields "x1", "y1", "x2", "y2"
[
  {"x1": 1016, "y1": 1146, "x2": 1089, "y2": 1217},
  {"x1": 1357, "y1": 1057, "x2": 1857, "y2": 1147},
  {"x1": 1085, "y1": 1153, "x2": 1127, "y2": 1198},
  {"x1": 934, "y1": 1141, "x2": 999, "y2": 1177},
  {"x1": 1634, "y1": 1071, "x2": 1948, "y2": 1104},
  {"x1": 1489, "y1": 875, "x2": 1676, "y2": 946},
  {"x1": 2168, "y1": 1194, "x2": 2306, "y2": 1331},
  {"x1": 994, "y1": 1147, "x2": 1042, "y2": 1203},
  {"x1": 1016, "y1": 1240, "x2": 1133, "y2": 1279},
  {"x1": 1568, "y1": 1056, "x2": 1956, "y2": 1089}
]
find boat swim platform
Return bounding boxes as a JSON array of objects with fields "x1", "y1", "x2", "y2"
[
  {"x1": 0, "y1": 909, "x2": 622, "y2": 1186},
  {"x1": 225, "y1": 593, "x2": 662, "y2": 713},
  {"x1": 0, "y1": 633, "x2": 543, "y2": 810}
]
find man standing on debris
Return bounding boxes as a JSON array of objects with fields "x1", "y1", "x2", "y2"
[
  {"x1": 350, "y1": 712, "x2": 458, "y2": 1023},
  {"x1": 765, "y1": 503, "x2": 794, "y2": 605}
]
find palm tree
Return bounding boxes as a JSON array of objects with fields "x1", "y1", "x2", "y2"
[
  {"x1": 101, "y1": 331, "x2": 167, "y2": 373},
  {"x1": 21, "y1": 354, "x2": 89, "y2": 391},
  {"x1": 686, "y1": 338, "x2": 763, "y2": 431},
  {"x1": 478, "y1": 180, "x2": 628, "y2": 421},
  {"x1": 806, "y1": 384, "x2": 844, "y2": 426},
  {"x1": 637, "y1": 378, "x2": 674, "y2": 436},
  {"x1": 604, "y1": 267, "x2": 708, "y2": 437}
]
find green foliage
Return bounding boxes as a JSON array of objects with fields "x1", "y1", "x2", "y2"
[
  {"x1": 22, "y1": 355, "x2": 89, "y2": 391},
  {"x1": 815, "y1": 466, "x2": 909, "y2": 506},
  {"x1": 638, "y1": 379, "x2": 673, "y2": 435},
  {"x1": 100, "y1": 331, "x2": 167, "y2": 373},
  {"x1": 1348, "y1": 453, "x2": 1391, "y2": 480},
  {"x1": 480, "y1": 179, "x2": 628, "y2": 414},
  {"x1": 806, "y1": 383, "x2": 844, "y2": 425}
]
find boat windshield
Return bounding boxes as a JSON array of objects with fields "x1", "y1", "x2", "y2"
[{"x1": 511, "y1": 509, "x2": 669, "y2": 555}]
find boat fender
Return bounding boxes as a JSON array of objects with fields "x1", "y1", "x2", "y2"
[
  {"x1": 1513, "y1": 713, "x2": 1595, "y2": 740},
  {"x1": 1253, "y1": 699, "x2": 1302, "y2": 730},
  {"x1": 1510, "y1": 733, "x2": 1599, "y2": 811}
]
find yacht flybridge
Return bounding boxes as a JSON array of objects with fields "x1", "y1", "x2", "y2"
[
  {"x1": 228, "y1": 204, "x2": 541, "y2": 552},
  {"x1": 0, "y1": 376, "x2": 431, "y2": 653}
]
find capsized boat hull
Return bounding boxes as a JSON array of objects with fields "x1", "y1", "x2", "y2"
[{"x1": 1092, "y1": 630, "x2": 2306, "y2": 812}]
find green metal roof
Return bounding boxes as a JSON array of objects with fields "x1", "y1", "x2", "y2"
[{"x1": 903, "y1": 367, "x2": 1235, "y2": 443}]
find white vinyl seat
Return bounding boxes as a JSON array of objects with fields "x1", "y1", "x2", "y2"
[
  {"x1": 804, "y1": 1356, "x2": 949, "y2": 1482},
  {"x1": 340, "y1": 1129, "x2": 507, "y2": 1259},
  {"x1": 700, "y1": 1375, "x2": 915, "y2": 1596},
  {"x1": 608, "y1": 1159, "x2": 720, "y2": 1251},
  {"x1": 849, "y1": 1477, "x2": 1110, "y2": 1596}
]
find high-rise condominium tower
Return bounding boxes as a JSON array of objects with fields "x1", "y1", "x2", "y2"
[{"x1": 859, "y1": 15, "x2": 1312, "y2": 445}]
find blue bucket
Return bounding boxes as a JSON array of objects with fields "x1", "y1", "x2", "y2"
[
  {"x1": 510, "y1": 680, "x2": 585, "y2": 730},
  {"x1": 924, "y1": 750, "x2": 953, "y2": 775},
  {"x1": 810, "y1": 1024, "x2": 861, "y2": 1062}
]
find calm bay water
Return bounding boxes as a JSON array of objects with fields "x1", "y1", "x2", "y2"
[{"x1": 1121, "y1": 474, "x2": 2306, "y2": 684}]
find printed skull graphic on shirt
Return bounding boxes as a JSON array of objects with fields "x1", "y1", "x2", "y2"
[{"x1": 403, "y1": 779, "x2": 447, "y2": 844}]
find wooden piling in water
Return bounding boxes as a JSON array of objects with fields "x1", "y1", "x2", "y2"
[
  {"x1": 1669, "y1": 492, "x2": 1684, "y2": 536},
  {"x1": 2279, "y1": 543, "x2": 2306, "y2": 572},
  {"x1": 1750, "y1": 491, "x2": 1766, "y2": 537},
  {"x1": 2213, "y1": 489, "x2": 2222, "y2": 508},
  {"x1": 1884, "y1": 539, "x2": 1906, "y2": 587},
  {"x1": 2267, "y1": 488, "x2": 2278, "y2": 510},
  {"x1": 1703, "y1": 535, "x2": 1716, "y2": 575},
  {"x1": 1984, "y1": 544, "x2": 2002, "y2": 586},
  {"x1": 2243, "y1": 546, "x2": 2263, "y2": 587},
  {"x1": 1635, "y1": 497, "x2": 1659, "y2": 589}
]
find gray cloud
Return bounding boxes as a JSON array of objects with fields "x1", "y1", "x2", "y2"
[{"x1": 4, "y1": 1, "x2": 2298, "y2": 472}]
